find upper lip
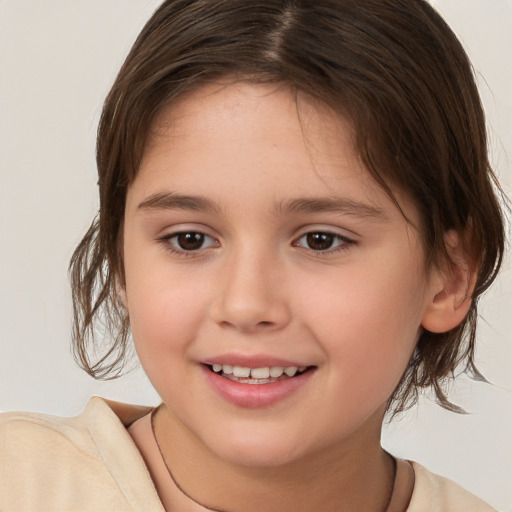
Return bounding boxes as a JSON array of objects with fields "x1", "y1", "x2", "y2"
[{"x1": 202, "y1": 354, "x2": 312, "y2": 368}]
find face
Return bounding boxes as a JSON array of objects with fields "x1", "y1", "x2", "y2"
[{"x1": 123, "y1": 82, "x2": 438, "y2": 467}]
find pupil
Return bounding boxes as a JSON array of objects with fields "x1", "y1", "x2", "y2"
[
  {"x1": 307, "y1": 232, "x2": 334, "y2": 250},
  {"x1": 177, "y1": 232, "x2": 204, "y2": 250}
]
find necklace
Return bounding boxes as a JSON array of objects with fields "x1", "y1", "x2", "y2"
[
  {"x1": 151, "y1": 405, "x2": 228, "y2": 512},
  {"x1": 150, "y1": 405, "x2": 412, "y2": 512}
]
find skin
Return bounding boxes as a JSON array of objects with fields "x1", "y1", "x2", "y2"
[{"x1": 122, "y1": 82, "x2": 470, "y2": 511}]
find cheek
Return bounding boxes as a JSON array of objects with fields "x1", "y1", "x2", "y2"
[
  {"x1": 124, "y1": 266, "x2": 210, "y2": 363},
  {"x1": 299, "y1": 260, "x2": 426, "y2": 395}
]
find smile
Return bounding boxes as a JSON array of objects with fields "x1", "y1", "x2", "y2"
[
  {"x1": 203, "y1": 362, "x2": 315, "y2": 407},
  {"x1": 209, "y1": 364, "x2": 308, "y2": 383}
]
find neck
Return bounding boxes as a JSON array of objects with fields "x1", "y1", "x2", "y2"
[{"x1": 153, "y1": 404, "x2": 395, "y2": 512}]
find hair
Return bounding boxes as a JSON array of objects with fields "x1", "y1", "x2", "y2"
[{"x1": 70, "y1": 0, "x2": 505, "y2": 415}]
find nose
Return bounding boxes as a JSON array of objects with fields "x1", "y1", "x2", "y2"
[{"x1": 209, "y1": 250, "x2": 291, "y2": 333}]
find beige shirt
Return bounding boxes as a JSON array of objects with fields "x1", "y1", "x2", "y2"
[{"x1": 0, "y1": 397, "x2": 496, "y2": 512}]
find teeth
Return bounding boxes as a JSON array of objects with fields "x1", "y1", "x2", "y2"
[
  {"x1": 222, "y1": 364, "x2": 233, "y2": 375},
  {"x1": 270, "y1": 366, "x2": 285, "y2": 378},
  {"x1": 211, "y1": 364, "x2": 306, "y2": 379},
  {"x1": 284, "y1": 367, "x2": 298, "y2": 377},
  {"x1": 251, "y1": 367, "x2": 270, "y2": 379},
  {"x1": 232, "y1": 366, "x2": 251, "y2": 378}
]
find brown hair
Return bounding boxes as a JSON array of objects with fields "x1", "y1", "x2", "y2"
[{"x1": 70, "y1": 0, "x2": 506, "y2": 414}]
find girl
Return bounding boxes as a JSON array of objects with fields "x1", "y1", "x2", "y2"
[{"x1": 0, "y1": 1, "x2": 507, "y2": 510}]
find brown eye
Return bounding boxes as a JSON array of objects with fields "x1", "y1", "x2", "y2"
[
  {"x1": 294, "y1": 231, "x2": 353, "y2": 253},
  {"x1": 306, "y1": 232, "x2": 336, "y2": 250},
  {"x1": 176, "y1": 232, "x2": 206, "y2": 250},
  {"x1": 161, "y1": 231, "x2": 219, "y2": 256}
]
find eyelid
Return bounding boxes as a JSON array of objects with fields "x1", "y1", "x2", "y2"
[
  {"x1": 157, "y1": 224, "x2": 221, "y2": 256},
  {"x1": 292, "y1": 226, "x2": 357, "y2": 254},
  {"x1": 157, "y1": 223, "x2": 218, "y2": 240},
  {"x1": 293, "y1": 224, "x2": 358, "y2": 241}
]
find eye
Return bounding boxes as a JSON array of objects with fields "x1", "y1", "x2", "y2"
[
  {"x1": 163, "y1": 231, "x2": 219, "y2": 253},
  {"x1": 294, "y1": 231, "x2": 353, "y2": 252}
]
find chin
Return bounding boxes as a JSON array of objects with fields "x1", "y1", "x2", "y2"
[
  {"x1": 202, "y1": 425, "x2": 317, "y2": 468},
  {"x1": 219, "y1": 445, "x2": 304, "y2": 468}
]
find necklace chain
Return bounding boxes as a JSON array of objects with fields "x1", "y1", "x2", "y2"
[
  {"x1": 151, "y1": 405, "x2": 229, "y2": 512},
  {"x1": 150, "y1": 405, "x2": 402, "y2": 512}
]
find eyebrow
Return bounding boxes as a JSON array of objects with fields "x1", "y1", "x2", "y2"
[
  {"x1": 137, "y1": 191, "x2": 387, "y2": 221},
  {"x1": 275, "y1": 196, "x2": 388, "y2": 221},
  {"x1": 137, "y1": 192, "x2": 222, "y2": 214}
]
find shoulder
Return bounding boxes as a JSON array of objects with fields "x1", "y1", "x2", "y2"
[
  {"x1": 0, "y1": 401, "x2": 100, "y2": 459},
  {"x1": 0, "y1": 397, "x2": 162, "y2": 512},
  {"x1": 0, "y1": 397, "x2": 129, "y2": 466},
  {"x1": 407, "y1": 462, "x2": 497, "y2": 512}
]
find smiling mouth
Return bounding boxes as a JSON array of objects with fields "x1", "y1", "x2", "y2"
[{"x1": 206, "y1": 364, "x2": 312, "y2": 384}]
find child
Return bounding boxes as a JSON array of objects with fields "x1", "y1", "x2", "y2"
[{"x1": 0, "y1": 0, "x2": 506, "y2": 511}]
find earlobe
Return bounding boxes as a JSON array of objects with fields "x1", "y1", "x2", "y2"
[{"x1": 421, "y1": 230, "x2": 476, "y2": 334}]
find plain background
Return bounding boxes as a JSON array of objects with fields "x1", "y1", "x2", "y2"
[{"x1": 0, "y1": 1, "x2": 511, "y2": 510}]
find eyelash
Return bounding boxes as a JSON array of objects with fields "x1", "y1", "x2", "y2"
[
  {"x1": 158, "y1": 230, "x2": 356, "y2": 257},
  {"x1": 293, "y1": 231, "x2": 355, "y2": 254},
  {"x1": 159, "y1": 231, "x2": 219, "y2": 257}
]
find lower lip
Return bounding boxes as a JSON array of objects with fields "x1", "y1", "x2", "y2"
[{"x1": 202, "y1": 366, "x2": 314, "y2": 408}]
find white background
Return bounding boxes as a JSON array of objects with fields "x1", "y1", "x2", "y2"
[{"x1": 0, "y1": 1, "x2": 510, "y2": 510}]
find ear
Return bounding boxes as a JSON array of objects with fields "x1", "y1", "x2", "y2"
[{"x1": 421, "y1": 230, "x2": 476, "y2": 333}]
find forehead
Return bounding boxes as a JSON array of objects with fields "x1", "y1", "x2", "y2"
[
  {"x1": 129, "y1": 81, "x2": 419, "y2": 227},
  {"x1": 146, "y1": 81, "x2": 352, "y2": 162}
]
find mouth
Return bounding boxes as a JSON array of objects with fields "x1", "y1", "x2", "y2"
[
  {"x1": 205, "y1": 363, "x2": 312, "y2": 384},
  {"x1": 202, "y1": 360, "x2": 316, "y2": 407}
]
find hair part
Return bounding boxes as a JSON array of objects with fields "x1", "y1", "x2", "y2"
[{"x1": 69, "y1": 0, "x2": 506, "y2": 414}]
